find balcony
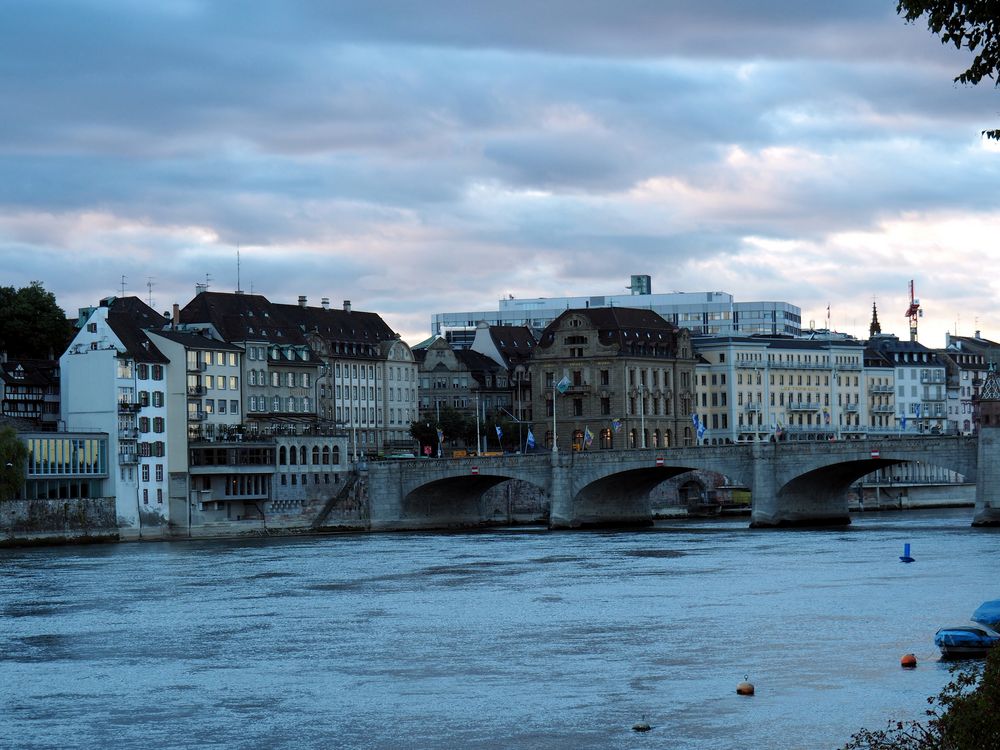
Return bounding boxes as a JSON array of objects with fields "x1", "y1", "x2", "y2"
[
  {"x1": 187, "y1": 385, "x2": 206, "y2": 396},
  {"x1": 920, "y1": 373, "x2": 946, "y2": 384},
  {"x1": 786, "y1": 401, "x2": 821, "y2": 411},
  {"x1": 188, "y1": 362, "x2": 208, "y2": 373},
  {"x1": 119, "y1": 428, "x2": 139, "y2": 440},
  {"x1": 871, "y1": 404, "x2": 895, "y2": 413},
  {"x1": 870, "y1": 385, "x2": 894, "y2": 393},
  {"x1": 118, "y1": 452, "x2": 138, "y2": 464},
  {"x1": 844, "y1": 403, "x2": 860, "y2": 412},
  {"x1": 118, "y1": 400, "x2": 141, "y2": 413},
  {"x1": 743, "y1": 403, "x2": 762, "y2": 413},
  {"x1": 188, "y1": 411, "x2": 207, "y2": 422}
]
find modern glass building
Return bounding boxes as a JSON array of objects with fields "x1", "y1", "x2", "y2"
[
  {"x1": 17, "y1": 432, "x2": 109, "y2": 500},
  {"x1": 431, "y1": 277, "x2": 801, "y2": 347}
]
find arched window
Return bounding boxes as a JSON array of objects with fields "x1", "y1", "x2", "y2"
[
  {"x1": 629, "y1": 429, "x2": 637, "y2": 448},
  {"x1": 600, "y1": 428, "x2": 612, "y2": 450},
  {"x1": 312, "y1": 446, "x2": 320, "y2": 465},
  {"x1": 545, "y1": 431, "x2": 553, "y2": 450},
  {"x1": 279, "y1": 446, "x2": 287, "y2": 465},
  {"x1": 572, "y1": 429, "x2": 584, "y2": 451},
  {"x1": 332, "y1": 446, "x2": 341, "y2": 465},
  {"x1": 289, "y1": 446, "x2": 297, "y2": 465},
  {"x1": 321, "y1": 446, "x2": 330, "y2": 464},
  {"x1": 665, "y1": 429, "x2": 672, "y2": 448},
  {"x1": 299, "y1": 446, "x2": 307, "y2": 465},
  {"x1": 653, "y1": 429, "x2": 661, "y2": 448}
]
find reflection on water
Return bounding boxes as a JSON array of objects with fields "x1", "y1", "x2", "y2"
[{"x1": 1, "y1": 508, "x2": 997, "y2": 749}]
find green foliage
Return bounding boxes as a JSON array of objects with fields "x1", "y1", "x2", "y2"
[
  {"x1": 0, "y1": 426, "x2": 29, "y2": 502},
  {"x1": 897, "y1": 1, "x2": 1000, "y2": 140},
  {"x1": 0, "y1": 282, "x2": 74, "y2": 359},
  {"x1": 842, "y1": 647, "x2": 1000, "y2": 749},
  {"x1": 409, "y1": 407, "x2": 522, "y2": 453}
]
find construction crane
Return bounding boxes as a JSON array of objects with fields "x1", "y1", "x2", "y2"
[{"x1": 904, "y1": 280, "x2": 922, "y2": 341}]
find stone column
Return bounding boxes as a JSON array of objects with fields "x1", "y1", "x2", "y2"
[
  {"x1": 548, "y1": 451, "x2": 575, "y2": 528},
  {"x1": 748, "y1": 439, "x2": 779, "y2": 527},
  {"x1": 368, "y1": 463, "x2": 403, "y2": 530},
  {"x1": 973, "y1": 427, "x2": 1000, "y2": 526}
]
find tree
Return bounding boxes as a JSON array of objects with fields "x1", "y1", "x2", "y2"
[
  {"x1": 0, "y1": 426, "x2": 29, "y2": 502},
  {"x1": 897, "y1": 1, "x2": 1000, "y2": 140},
  {"x1": 842, "y1": 646, "x2": 1000, "y2": 749},
  {"x1": 0, "y1": 282, "x2": 74, "y2": 359}
]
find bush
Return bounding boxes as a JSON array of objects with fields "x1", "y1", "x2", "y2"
[{"x1": 842, "y1": 647, "x2": 1000, "y2": 749}]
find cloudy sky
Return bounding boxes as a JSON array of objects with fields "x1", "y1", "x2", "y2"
[{"x1": 2, "y1": 1, "x2": 998, "y2": 346}]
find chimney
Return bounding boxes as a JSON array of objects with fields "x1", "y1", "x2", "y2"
[
  {"x1": 343, "y1": 300, "x2": 351, "y2": 313},
  {"x1": 321, "y1": 297, "x2": 330, "y2": 310},
  {"x1": 976, "y1": 330, "x2": 982, "y2": 339},
  {"x1": 172, "y1": 303, "x2": 180, "y2": 327},
  {"x1": 298, "y1": 295, "x2": 307, "y2": 308}
]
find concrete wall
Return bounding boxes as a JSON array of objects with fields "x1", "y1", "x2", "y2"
[{"x1": 1, "y1": 497, "x2": 119, "y2": 546}]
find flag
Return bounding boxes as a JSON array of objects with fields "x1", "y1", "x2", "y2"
[
  {"x1": 901, "y1": 415, "x2": 907, "y2": 430},
  {"x1": 823, "y1": 408, "x2": 830, "y2": 425},
  {"x1": 436, "y1": 428, "x2": 444, "y2": 445},
  {"x1": 526, "y1": 429, "x2": 536, "y2": 449},
  {"x1": 495, "y1": 424, "x2": 503, "y2": 440},
  {"x1": 555, "y1": 375, "x2": 571, "y2": 394},
  {"x1": 584, "y1": 426, "x2": 594, "y2": 449},
  {"x1": 914, "y1": 403, "x2": 921, "y2": 418},
  {"x1": 612, "y1": 418, "x2": 622, "y2": 433},
  {"x1": 696, "y1": 421, "x2": 706, "y2": 440},
  {"x1": 691, "y1": 413, "x2": 699, "y2": 429}
]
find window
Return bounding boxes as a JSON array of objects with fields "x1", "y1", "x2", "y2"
[
  {"x1": 230, "y1": 376, "x2": 238, "y2": 390},
  {"x1": 157, "y1": 489, "x2": 163, "y2": 504},
  {"x1": 143, "y1": 489, "x2": 149, "y2": 505},
  {"x1": 142, "y1": 465, "x2": 150, "y2": 482},
  {"x1": 230, "y1": 400, "x2": 239, "y2": 414},
  {"x1": 204, "y1": 375, "x2": 214, "y2": 389},
  {"x1": 152, "y1": 391, "x2": 163, "y2": 408},
  {"x1": 155, "y1": 465, "x2": 163, "y2": 482},
  {"x1": 151, "y1": 365, "x2": 163, "y2": 380},
  {"x1": 153, "y1": 417, "x2": 164, "y2": 433}
]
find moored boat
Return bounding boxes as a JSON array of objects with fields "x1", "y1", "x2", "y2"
[{"x1": 934, "y1": 621, "x2": 1000, "y2": 659}]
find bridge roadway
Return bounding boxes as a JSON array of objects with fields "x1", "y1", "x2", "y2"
[{"x1": 366, "y1": 430, "x2": 1000, "y2": 530}]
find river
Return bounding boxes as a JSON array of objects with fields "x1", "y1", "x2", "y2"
[{"x1": 1, "y1": 508, "x2": 997, "y2": 749}]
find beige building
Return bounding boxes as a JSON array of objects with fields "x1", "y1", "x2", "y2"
[
  {"x1": 693, "y1": 334, "x2": 866, "y2": 443},
  {"x1": 529, "y1": 308, "x2": 697, "y2": 451}
]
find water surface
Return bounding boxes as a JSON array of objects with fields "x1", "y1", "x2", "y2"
[{"x1": 1, "y1": 508, "x2": 997, "y2": 749}]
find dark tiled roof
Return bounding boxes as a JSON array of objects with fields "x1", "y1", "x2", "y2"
[
  {"x1": 0, "y1": 359, "x2": 59, "y2": 387},
  {"x1": 488, "y1": 326, "x2": 537, "y2": 365},
  {"x1": 539, "y1": 307, "x2": 681, "y2": 353},
  {"x1": 150, "y1": 330, "x2": 243, "y2": 352},
  {"x1": 105, "y1": 297, "x2": 168, "y2": 364},
  {"x1": 273, "y1": 303, "x2": 396, "y2": 344},
  {"x1": 179, "y1": 292, "x2": 308, "y2": 345},
  {"x1": 456, "y1": 349, "x2": 503, "y2": 374}
]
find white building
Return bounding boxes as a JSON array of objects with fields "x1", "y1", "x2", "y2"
[
  {"x1": 432, "y1": 275, "x2": 802, "y2": 347},
  {"x1": 61, "y1": 297, "x2": 174, "y2": 538}
]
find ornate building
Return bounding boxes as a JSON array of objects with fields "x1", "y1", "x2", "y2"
[{"x1": 529, "y1": 308, "x2": 696, "y2": 451}]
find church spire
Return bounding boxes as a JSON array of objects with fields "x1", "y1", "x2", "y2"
[{"x1": 869, "y1": 300, "x2": 881, "y2": 338}]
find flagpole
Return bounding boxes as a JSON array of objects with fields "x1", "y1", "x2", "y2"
[
  {"x1": 475, "y1": 391, "x2": 481, "y2": 456},
  {"x1": 551, "y1": 380, "x2": 558, "y2": 454}
]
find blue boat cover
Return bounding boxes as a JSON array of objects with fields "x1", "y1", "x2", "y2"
[{"x1": 972, "y1": 599, "x2": 1000, "y2": 627}]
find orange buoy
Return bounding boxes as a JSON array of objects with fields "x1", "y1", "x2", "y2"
[
  {"x1": 736, "y1": 675, "x2": 755, "y2": 696},
  {"x1": 900, "y1": 653, "x2": 917, "y2": 669}
]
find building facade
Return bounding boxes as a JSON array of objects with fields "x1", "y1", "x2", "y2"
[{"x1": 529, "y1": 308, "x2": 697, "y2": 451}]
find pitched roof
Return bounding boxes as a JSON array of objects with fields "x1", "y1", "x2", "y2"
[
  {"x1": 487, "y1": 326, "x2": 537, "y2": 365},
  {"x1": 0, "y1": 358, "x2": 59, "y2": 387},
  {"x1": 179, "y1": 292, "x2": 308, "y2": 346},
  {"x1": 149, "y1": 330, "x2": 243, "y2": 352},
  {"x1": 538, "y1": 307, "x2": 682, "y2": 353},
  {"x1": 104, "y1": 297, "x2": 168, "y2": 363}
]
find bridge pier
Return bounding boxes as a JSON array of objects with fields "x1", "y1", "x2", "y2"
[
  {"x1": 749, "y1": 441, "x2": 851, "y2": 528},
  {"x1": 548, "y1": 451, "x2": 575, "y2": 528},
  {"x1": 973, "y1": 427, "x2": 1000, "y2": 527}
]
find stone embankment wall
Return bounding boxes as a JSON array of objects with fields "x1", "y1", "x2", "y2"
[{"x1": 1, "y1": 497, "x2": 119, "y2": 547}]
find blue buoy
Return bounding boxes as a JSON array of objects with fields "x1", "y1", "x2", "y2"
[{"x1": 899, "y1": 542, "x2": 915, "y2": 563}]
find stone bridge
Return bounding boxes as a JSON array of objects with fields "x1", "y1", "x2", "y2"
[{"x1": 366, "y1": 431, "x2": 1000, "y2": 530}]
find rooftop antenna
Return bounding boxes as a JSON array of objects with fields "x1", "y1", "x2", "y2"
[
  {"x1": 146, "y1": 277, "x2": 155, "y2": 308},
  {"x1": 236, "y1": 245, "x2": 242, "y2": 294},
  {"x1": 120, "y1": 275, "x2": 127, "y2": 297}
]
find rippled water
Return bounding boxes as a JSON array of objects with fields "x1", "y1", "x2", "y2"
[{"x1": 1, "y1": 508, "x2": 997, "y2": 750}]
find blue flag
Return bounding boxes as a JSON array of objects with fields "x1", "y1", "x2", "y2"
[
  {"x1": 495, "y1": 424, "x2": 503, "y2": 440},
  {"x1": 612, "y1": 418, "x2": 622, "y2": 433},
  {"x1": 556, "y1": 375, "x2": 571, "y2": 394},
  {"x1": 526, "y1": 429, "x2": 535, "y2": 449},
  {"x1": 584, "y1": 426, "x2": 594, "y2": 449}
]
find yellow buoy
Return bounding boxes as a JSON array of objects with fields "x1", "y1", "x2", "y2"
[
  {"x1": 900, "y1": 653, "x2": 917, "y2": 669},
  {"x1": 737, "y1": 675, "x2": 755, "y2": 696}
]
